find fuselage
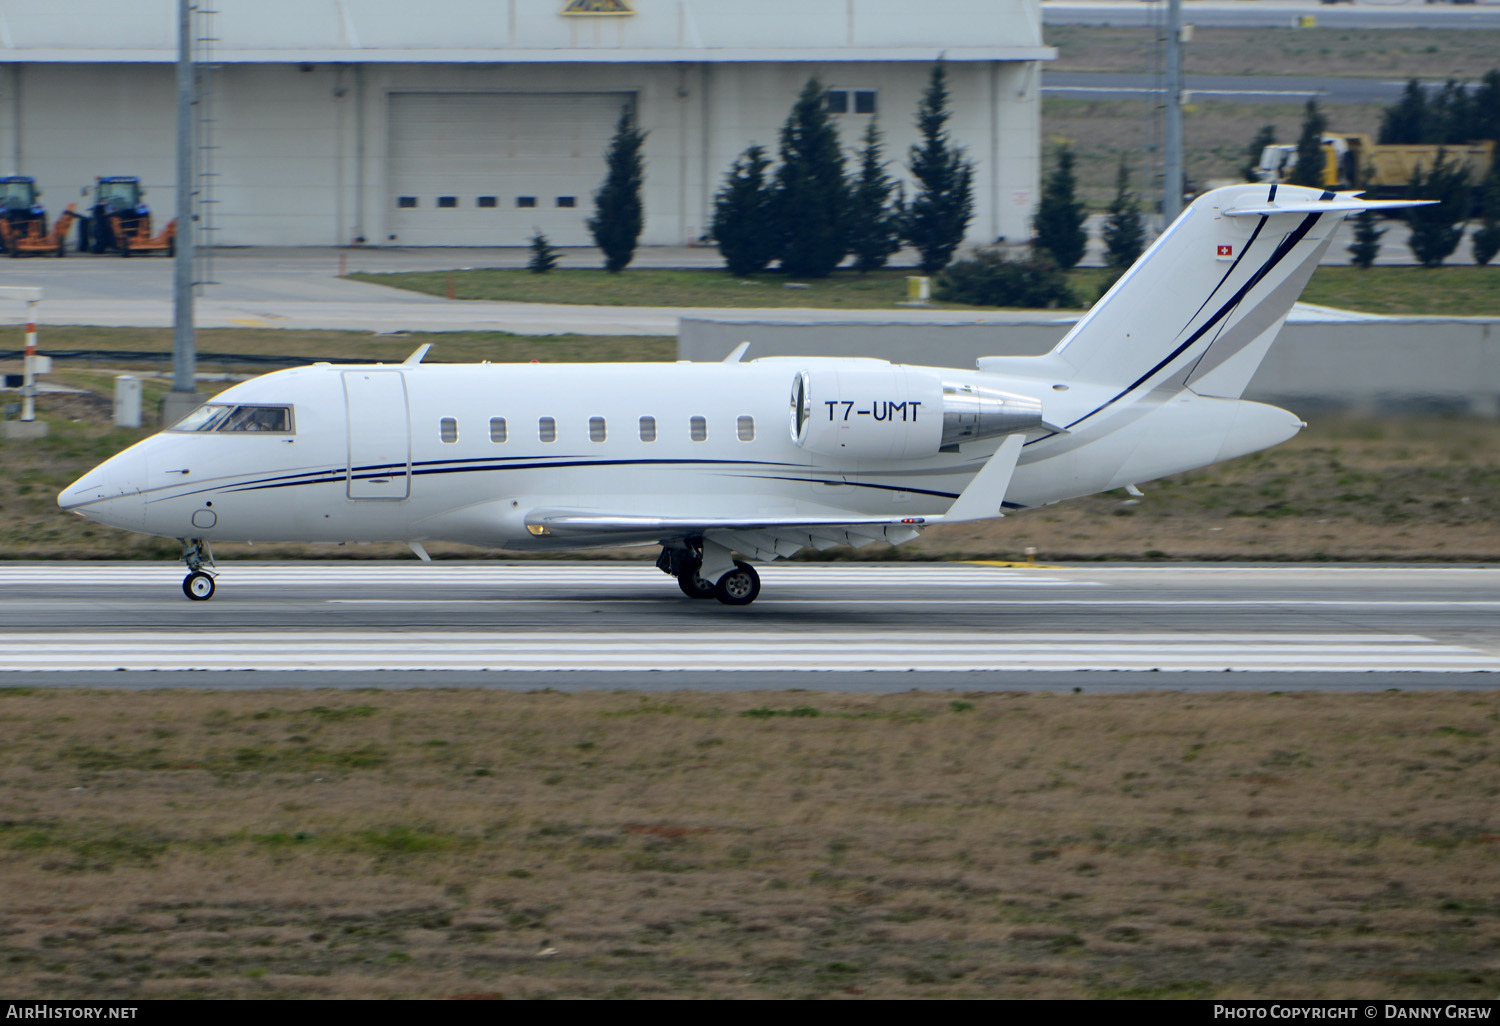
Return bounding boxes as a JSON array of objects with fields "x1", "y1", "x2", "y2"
[{"x1": 58, "y1": 355, "x2": 1301, "y2": 551}]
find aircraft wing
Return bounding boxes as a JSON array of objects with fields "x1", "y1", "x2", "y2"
[
  {"x1": 524, "y1": 510, "x2": 933, "y2": 558},
  {"x1": 523, "y1": 435, "x2": 1027, "y2": 561}
]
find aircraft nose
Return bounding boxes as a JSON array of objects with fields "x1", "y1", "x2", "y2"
[{"x1": 58, "y1": 445, "x2": 148, "y2": 531}]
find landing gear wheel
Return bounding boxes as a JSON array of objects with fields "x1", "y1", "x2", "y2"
[
  {"x1": 183, "y1": 570, "x2": 216, "y2": 601},
  {"x1": 677, "y1": 573, "x2": 717, "y2": 600},
  {"x1": 714, "y1": 561, "x2": 760, "y2": 606}
]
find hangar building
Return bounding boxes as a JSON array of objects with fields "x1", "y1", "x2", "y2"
[{"x1": 0, "y1": 0, "x2": 1053, "y2": 248}]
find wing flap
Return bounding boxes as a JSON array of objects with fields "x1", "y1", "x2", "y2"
[{"x1": 525, "y1": 511, "x2": 932, "y2": 537}]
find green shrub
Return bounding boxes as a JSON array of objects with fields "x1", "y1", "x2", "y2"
[{"x1": 935, "y1": 248, "x2": 1078, "y2": 309}]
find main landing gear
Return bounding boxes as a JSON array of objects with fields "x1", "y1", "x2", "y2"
[
  {"x1": 180, "y1": 538, "x2": 217, "y2": 601},
  {"x1": 657, "y1": 541, "x2": 761, "y2": 606}
]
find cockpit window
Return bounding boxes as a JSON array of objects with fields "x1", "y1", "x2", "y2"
[{"x1": 170, "y1": 403, "x2": 294, "y2": 434}]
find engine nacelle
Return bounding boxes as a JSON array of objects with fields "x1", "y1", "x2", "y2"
[{"x1": 790, "y1": 366, "x2": 1044, "y2": 460}]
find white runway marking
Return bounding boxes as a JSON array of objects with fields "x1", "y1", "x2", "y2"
[{"x1": 2, "y1": 632, "x2": 1495, "y2": 673}]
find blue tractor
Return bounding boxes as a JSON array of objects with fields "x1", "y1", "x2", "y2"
[
  {"x1": 0, "y1": 176, "x2": 46, "y2": 255},
  {"x1": 80, "y1": 176, "x2": 151, "y2": 254}
]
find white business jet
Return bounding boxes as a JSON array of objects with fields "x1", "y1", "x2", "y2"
[{"x1": 58, "y1": 184, "x2": 1420, "y2": 605}]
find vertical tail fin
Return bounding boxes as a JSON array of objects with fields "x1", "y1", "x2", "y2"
[{"x1": 1037, "y1": 185, "x2": 1423, "y2": 421}]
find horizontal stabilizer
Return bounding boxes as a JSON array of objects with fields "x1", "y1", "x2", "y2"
[{"x1": 1225, "y1": 194, "x2": 1434, "y2": 217}]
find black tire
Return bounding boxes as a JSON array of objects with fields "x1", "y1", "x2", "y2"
[
  {"x1": 677, "y1": 573, "x2": 717, "y2": 600},
  {"x1": 183, "y1": 571, "x2": 216, "y2": 601},
  {"x1": 714, "y1": 561, "x2": 760, "y2": 606}
]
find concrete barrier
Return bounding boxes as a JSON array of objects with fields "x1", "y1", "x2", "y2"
[{"x1": 679, "y1": 312, "x2": 1500, "y2": 418}]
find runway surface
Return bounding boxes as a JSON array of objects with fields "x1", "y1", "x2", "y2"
[{"x1": 2, "y1": 562, "x2": 1496, "y2": 691}]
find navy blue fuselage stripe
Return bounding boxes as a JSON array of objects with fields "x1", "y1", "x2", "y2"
[
  {"x1": 190, "y1": 455, "x2": 801, "y2": 497},
  {"x1": 215, "y1": 457, "x2": 801, "y2": 494},
  {"x1": 1181, "y1": 213, "x2": 1267, "y2": 343},
  {"x1": 1065, "y1": 211, "x2": 1320, "y2": 431},
  {"x1": 220, "y1": 462, "x2": 828, "y2": 498}
]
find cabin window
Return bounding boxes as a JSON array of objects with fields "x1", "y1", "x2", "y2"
[
  {"x1": 439, "y1": 417, "x2": 458, "y2": 443},
  {"x1": 639, "y1": 415, "x2": 656, "y2": 442},
  {"x1": 737, "y1": 415, "x2": 755, "y2": 442},
  {"x1": 170, "y1": 403, "x2": 294, "y2": 434},
  {"x1": 690, "y1": 415, "x2": 707, "y2": 442},
  {"x1": 589, "y1": 416, "x2": 606, "y2": 442},
  {"x1": 489, "y1": 417, "x2": 507, "y2": 443},
  {"x1": 539, "y1": 416, "x2": 556, "y2": 442}
]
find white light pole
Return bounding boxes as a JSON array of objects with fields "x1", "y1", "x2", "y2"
[{"x1": 166, "y1": 0, "x2": 202, "y2": 426}]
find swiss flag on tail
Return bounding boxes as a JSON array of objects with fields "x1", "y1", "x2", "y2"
[{"x1": 1216, "y1": 244, "x2": 1233, "y2": 258}]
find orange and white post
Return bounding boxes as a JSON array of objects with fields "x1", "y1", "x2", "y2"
[{"x1": 0, "y1": 287, "x2": 44, "y2": 421}]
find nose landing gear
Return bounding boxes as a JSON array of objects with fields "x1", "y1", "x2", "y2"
[{"x1": 180, "y1": 538, "x2": 218, "y2": 601}]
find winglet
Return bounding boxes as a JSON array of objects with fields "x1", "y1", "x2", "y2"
[
  {"x1": 723, "y1": 341, "x2": 750, "y2": 363},
  {"x1": 940, "y1": 434, "x2": 1025, "y2": 524},
  {"x1": 403, "y1": 344, "x2": 432, "y2": 366}
]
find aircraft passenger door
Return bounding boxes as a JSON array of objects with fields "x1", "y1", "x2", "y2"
[{"x1": 343, "y1": 370, "x2": 411, "y2": 500}]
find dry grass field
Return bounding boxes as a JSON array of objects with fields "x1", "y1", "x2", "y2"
[
  {"x1": 1, "y1": 689, "x2": 1497, "y2": 999},
  {"x1": 1041, "y1": 96, "x2": 1386, "y2": 209},
  {"x1": 1047, "y1": 24, "x2": 1500, "y2": 80},
  {"x1": 1044, "y1": 23, "x2": 1500, "y2": 206}
]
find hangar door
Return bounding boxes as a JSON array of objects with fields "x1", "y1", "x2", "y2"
[{"x1": 387, "y1": 92, "x2": 631, "y2": 247}]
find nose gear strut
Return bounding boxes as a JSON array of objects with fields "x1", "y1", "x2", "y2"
[{"x1": 179, "y1": 537, "x2": 218, "y2": 601}]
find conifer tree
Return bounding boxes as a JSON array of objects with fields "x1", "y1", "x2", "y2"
[
  {"x1": 587, "y1": 106, "x2": 646, "y2": 273},
  {"x1": 711, "y1": 144, "x2": 777, "y2": 277},
  {"x1": 1346, "y1": 209, "x2": 1384, "y2": 269},
  {"x1": 1033, "y1": 144, "x2": 1088, "y2": 270},
  {"x1": 904, "y1": 61, "x2": 974, "y2": 274},
  {"x1": 1102, "y1": 156, "x2": 1144, "y2": 270},
  {"x1": 1405, "y1": 152, "x2": 1471, "y2": 267},
  {"x1": 1380, "y1": 79, "x2": 1430, "y2": 145},
  {"x1": 527, "y1": 230, "x2": 560, "y2": 274},
  {"x1": 1472, "y1": 172, "x2": 1500, "y2": 267},
  {"x1": 1243, "y1": 124, "x2": 1276, "y2": 182},
  {"x1": 847, "y1": 120, "x2": 904, "y2": 272},
  {"x1": 772, "y1": 78, "x2": 849, "y2": 278},
  {"x1": 1291, "y1": 99, "x2": 1329, "y2": 189}
]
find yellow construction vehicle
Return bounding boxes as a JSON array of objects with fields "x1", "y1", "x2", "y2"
[{"x1": 1257, "y1": 132, "x2": 1495, "y2": 197}]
